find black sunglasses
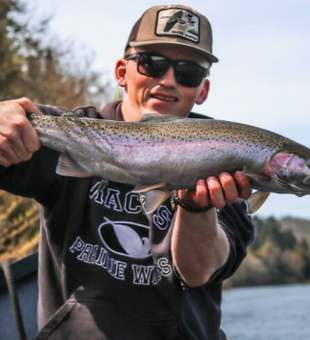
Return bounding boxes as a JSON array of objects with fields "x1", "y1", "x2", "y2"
[{"x1": 125, "y1": 52, "x2": 209, "y2": 88}]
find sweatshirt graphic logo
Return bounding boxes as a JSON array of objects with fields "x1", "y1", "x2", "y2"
[
  {"x1": 99, "y1": 218, "x2": 151, "y2": 259},
  {"x1": 68, "y1": 182, "x2": 174, "y2": 285},
  {"x1": 156, "y1": 8, "x2": 200, "y2": 43}
]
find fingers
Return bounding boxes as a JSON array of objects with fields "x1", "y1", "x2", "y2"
[
  {"x1": 0, "y1": 98, "x2": 41, "y2": 167},
  {"x1": 207, "y1": 176, "x2": 227, "y2": 209},
  {"x1": 0, "y1": 120, "x2": 38, "y2": 162},
  {"x1": 208, "y1": 172, "x2": 252, "y2": 208},
  {"x1": 0, "y1": 132, "x2": 29, "y2": 165},
  {"x1": 178, "y1": 179, "x2": 209, "y2": 208},
  {"x1": 178, "y1": 171, "x2": 252, "y2": 210},
  {"x1": 16, "y1": 97, "x2": 42, "y2": 115},
  {"x1": 234, "y1": 171, "x2": 252, "y2": 199}
]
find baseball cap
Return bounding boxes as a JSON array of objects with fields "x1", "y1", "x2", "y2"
[{"x1": 125, "y1": 5, "x2": 219, "y2": 63}]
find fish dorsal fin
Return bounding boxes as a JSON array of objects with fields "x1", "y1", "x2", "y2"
[
  {"x1": 56, "y1": 152, "x2": 93, "y2": 177},
  {"x1": 141, "y1": 189, "x2": 172, "y2": 214},
  {"x1": 245, "y1": 191, "x2": 270, "y2": 214},
  {"x1": 140, "y1": 113, "x2": 184, "y2": 123}
]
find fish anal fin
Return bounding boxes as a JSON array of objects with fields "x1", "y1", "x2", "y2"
[
  {"x1": 141, "y1": 189, "x2": 172, "y2": 214},
  {"x1": 133, "y1": 183, "x2": 168, "y2": 193},
  {"x1": 56, "y1": 152, "x2": 93, "y2": 177},
  {"x1": 246, "y1": 191, "x2": 270, "y2": 214}
]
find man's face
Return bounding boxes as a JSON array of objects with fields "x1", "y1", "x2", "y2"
[{"x1": 117, "y1": 45, "x2": 210, "y2": 121}]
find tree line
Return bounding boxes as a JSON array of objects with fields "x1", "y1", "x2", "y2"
[
  {"x1": 1, "y1": 0, "x2": 113, "y2": 107},
  {"x1": 225, "y1": 216, "x2": 310, "y2": 288},
  {"x1": 0, "y1": 0, "x2": 114, "y2": 262}
]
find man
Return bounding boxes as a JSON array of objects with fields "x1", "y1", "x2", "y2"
[{"x1": 0, "y1": 5, "x2": 254, "y2": 340}]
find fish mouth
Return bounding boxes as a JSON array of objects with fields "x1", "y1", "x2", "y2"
[{"x1": 282, "y1": 154, "x2": 310, "y2": 188}]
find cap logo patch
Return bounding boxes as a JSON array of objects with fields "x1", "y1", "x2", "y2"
[{"x1": 155, "y1": 8, "x2": 200, "y2": 43}]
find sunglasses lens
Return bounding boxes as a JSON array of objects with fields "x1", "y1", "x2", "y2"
[
  {"x1": 175, "y1": 62, "x2": 205, "y2": 87},
  {"x1": 138, "y1": 55, "x2": 170, "y2": 78},
  {"x1": 135, "y1": 53, "x2": 207, "y2": 87}
]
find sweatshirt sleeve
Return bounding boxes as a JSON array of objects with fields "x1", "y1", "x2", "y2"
[
  {"x1": 172, "y1": 200, "x2": 256, "y2": 288},
  {"x1": 213, "y1": 199, "x2": 256, "y2": 282},
  {"x1": 0, "y1": 146, "x2": 63, "y2": 205}
]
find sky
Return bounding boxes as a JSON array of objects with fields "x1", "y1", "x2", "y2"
[{"x1": 27, "y1": 0, "x2": 310, "y2": 220}]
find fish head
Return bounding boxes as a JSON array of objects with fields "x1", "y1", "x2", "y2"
[{"x1": 267, "y1": 152, "x2": 310, "y2": 195}]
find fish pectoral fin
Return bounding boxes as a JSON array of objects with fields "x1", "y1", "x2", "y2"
[
  {"x1": 245, "y1": 191, "x2": 270, "y2": 214},
  {"x1": 56, "y1": 152, "x2": 93, "y2": 177},
  {"x1": 140, "y1": 113, "x2": 184, "y2": 123},
  {"x1": 141, "y1": 189, "x2": 172, "y2": 214},
  {"x1": 243, "y1": 166, "x2": 271, "y2": 181}
]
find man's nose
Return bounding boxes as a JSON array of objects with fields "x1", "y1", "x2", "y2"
[{"x1": 159, "y1": 66, "x2": 177, "y2": 87}]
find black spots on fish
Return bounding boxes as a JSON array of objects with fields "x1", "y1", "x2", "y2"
[
  {"x1": 148, "y1": 135, "x2": 166, "y2": 143},
  {"x1": 79, "y1": 125, "x2": 86, "y2": 133}
]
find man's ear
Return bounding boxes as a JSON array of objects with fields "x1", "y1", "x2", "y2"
[
  {"x1": 115, "y1": 59, "x2": 127, "y2": 87},
  {"x1": 195, "y1": 80, "x2": 210, "y2": 105}
]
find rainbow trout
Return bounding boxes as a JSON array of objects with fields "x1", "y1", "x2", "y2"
[{"x1": 27, "y1": 112, "x2": 310, "y2": 213}]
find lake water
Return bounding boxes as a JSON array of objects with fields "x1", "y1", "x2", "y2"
[{"x1": 221, "y1": 284, "x2": 310, "y2": 340}]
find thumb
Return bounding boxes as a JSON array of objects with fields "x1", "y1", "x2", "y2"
[{"x1": 16, "y1": 97, "x2": 42, "y2": 115}]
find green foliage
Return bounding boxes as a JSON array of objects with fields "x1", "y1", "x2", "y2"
[
  {"x1": 0, "y1": 0, "x2": 113, "y2": 108},
  {"x1": 225, "y1": 215, "x2": 310, "y2": 288},
  {"x1": 0, "y1": 191, "x2": 40, "y2": 263},
  {"x1": 0, "y1": 0, "x2": 23, "y2": 98},
  {"x1": 251, "y1": 216, "x2": 298, "y2": 251}
]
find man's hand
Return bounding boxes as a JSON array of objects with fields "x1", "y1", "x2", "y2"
[
  {"x1": 178, "y1": 171, "x2": 252, "y2": 209},
  {"x1": 172, "y1": 171, "x2": 252, "y2": 287},
  {"x1": 0, "y1": 98, "x2": 41, "y2": 167}
]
